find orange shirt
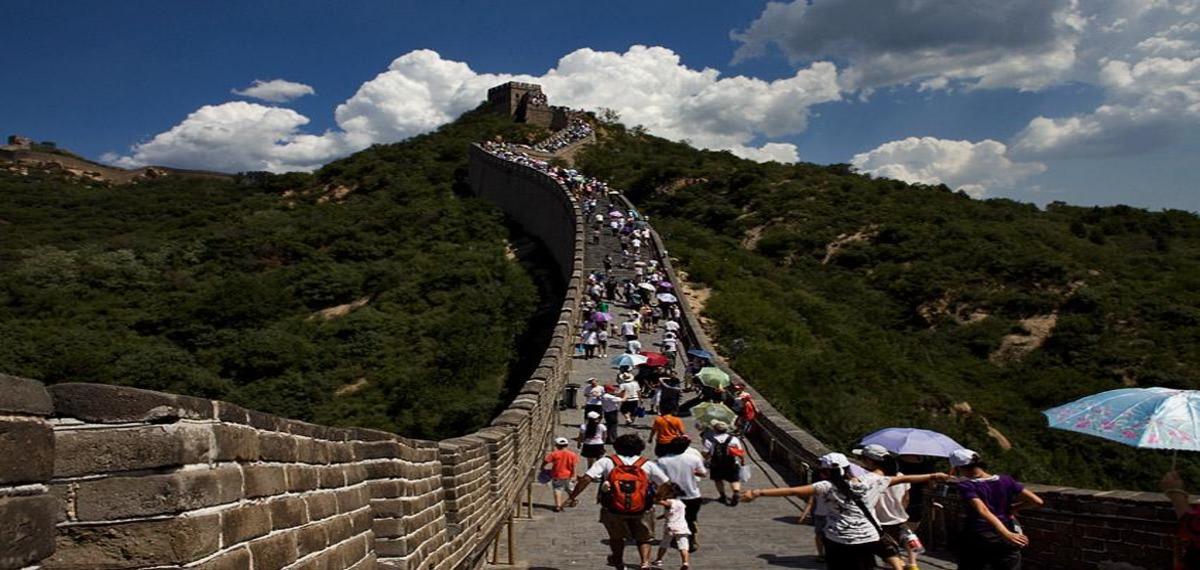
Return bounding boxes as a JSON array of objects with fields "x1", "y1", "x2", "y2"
[
  {"x1": 651, "y1": 414, "x2": 686, "y2": 444},
  {"x1": 543, "y1": 449, "x2": 578, "y2": 480}
]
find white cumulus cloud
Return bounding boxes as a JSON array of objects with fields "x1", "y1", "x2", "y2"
[
  {"x1": 232, "y1": 79, "x2": 316, "y2": 103},
  {"x1": 108, "y1": 46, "x2": 841, "y2": 172},
  {"x1": 731, "y1": 0, "x2": 1081, "y2": 91},
  {"x1": 851, "y1": 137, "x2": 1046, "y2": 198},
  {"x1": 105, "y1": 102, "x2": 348, "y2": 172},
  {"x1": 1012, "y1": 55, "x2": 1200, "y2": 158}
]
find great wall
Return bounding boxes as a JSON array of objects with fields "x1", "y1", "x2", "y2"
[{"x1": 0, "y1": 83, "x2": 1186, "y2": 570}]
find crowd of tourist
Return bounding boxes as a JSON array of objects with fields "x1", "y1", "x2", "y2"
[
  {"x1": 534, "y1": 117, "x2": 594, "y2": 152},
  {"x1": 492, "y1": 126, "x2": 1047, "y2": 570}
]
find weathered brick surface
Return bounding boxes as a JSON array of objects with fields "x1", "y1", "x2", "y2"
[
  {"x1": 219, "y1": 503, "x2": 271, "y2": 546},
  {"x1": 44, "y1": 514, "x2": 219, "y2": 569},
  {"x1": 247, "y1": 531, "x2": 298, "y2": 569},
  {"x1": 0, "y1": 416, "x2": 54, "y2": 485},
  {"x1": 210, "y1": 423, "x2": 259, "y2": 461},
  {"x1": 0, "y1": 374, "x2": 53, "y2": 415},
  {"x1": 54, "y1": 423, "x2": 211, "y2": 478},
  {"x1": 243, "y1": 464, "x2": 287, "y2": 498},
  {"x1": 0, "y1": 494, "x2": 58, "y2": 568},
  {"x1": 74, "y1": 466, "x2": 242, "y2": 521},
  {"x1": 185, "y1": 546, "x2": 251, "y2": 570},
  {"x1": 269, "y1": 496, "x2": 309, "y2": 530},
  {"x1": 50, "y1": 383, "x2": 213, "y2": 423}
]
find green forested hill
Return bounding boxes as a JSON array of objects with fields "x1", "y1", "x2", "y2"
[
  {"x1": 0, "y1": 109, "x2": 543, "y2": 439},
  {"x1": 578, "y1": 121, "x2": 1200, "y2": 489}
]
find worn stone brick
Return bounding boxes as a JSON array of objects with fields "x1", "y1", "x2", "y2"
[
  {"x1": 296, "y1": 521, "x2": 329, "y2": 558},
  {"x1": 317, "y1": 465, "x2": 345, "y2": 489},
  {"x1": 243, "y1": 464, "x2": 287, "y2": 498},
  {"x1": 74, "y1": 466, "x2": 242, "y2": 521},
  {"x1": 50, "y1": 383, "x2": 213, "y2": 423},
  {"x1": 220, "y1": 503, "x2": 271, "y2": 546},
  {"x1": 0, "y1": 417, "x2": 54, "y2": 485},
  {"x1": 259, "y1": 433, "x2": 298, "y2": 462},
  {"x1": 287, "y1": 464, "x2": 320, "y2": 492},
  {"x1": 185, "y1": 546, "x2": 251, "y2": 570},
  {"x1": 0, "y1": 374, "x2": 53, "y2": 415},
  {"x1": 306, "y1": 492, "x2": 338, "y2": 521},
  {"x1": 211, "y1": 424, "x2": 259, "y2": 461},
  {"x1": 323, "y1": 513, "x2": 354, "y2": 545},
  {"x1": 45, "y1": 513, "x2": 219, "y2": 569},
  {"x1": 247, "y1": 531, "x2": 298, "y2": 569},
  {"x1": 0, "y1": 494, "x2": 57, "y2": 568},
  {"x1": 54, "y1": 423, "x2": 210, "y2": 478},
  {"x1": 297, "y1": 440, "x2": 329, "y2": 465},
  {"x1": 268, "y1": 496, "x2": 308, "y2": 530}
]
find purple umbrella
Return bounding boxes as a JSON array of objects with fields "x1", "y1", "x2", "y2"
[
  {"x1": 658, "y1": 281, "x2": 674, "y2": 289},
  {"x1": 591, "y1": 312, "x2": 613, "y2": 323}
]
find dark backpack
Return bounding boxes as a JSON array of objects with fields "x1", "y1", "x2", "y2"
[
  {"x1": 605, "y1": 455, "x2": 652, "y2": 514},
  {"x1": 710, "y1": 435, "x2": 737, "y2": 468}
]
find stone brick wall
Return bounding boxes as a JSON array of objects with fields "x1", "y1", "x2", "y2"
[
  {"x1": 0, "y1": 143, "x2": 584, "y2": 570},
  {"x1": 0, "y1": 375, "x2": 57, "y2": 570}
]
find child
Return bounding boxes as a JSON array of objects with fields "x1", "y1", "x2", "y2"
[
  {"x1": 542, "y1": 437, "x2": 579, "y2": 512},
  {"x1": 652, "y1": 482, "x2": 692, "y2": 570}
]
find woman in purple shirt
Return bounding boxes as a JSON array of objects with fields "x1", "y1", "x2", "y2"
[{"x1": 949, "y1": 449, "x2": 1044, "y2": 570}]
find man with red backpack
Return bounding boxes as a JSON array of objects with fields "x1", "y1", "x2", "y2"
[{"x1": 567, "y1": 433, "x2": 670, "y2": 569}]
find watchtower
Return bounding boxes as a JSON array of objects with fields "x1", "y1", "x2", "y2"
[{"x1": 487, "y1": 82, "x2": 563, "y2": 128}]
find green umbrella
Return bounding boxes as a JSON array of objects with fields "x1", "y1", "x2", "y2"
[
  {"x1": 696, "y1": 366, "x2": 730, "y2": 389},
  {"x1": 693, "y1": 402, "x2": 737, "y2": 425}
]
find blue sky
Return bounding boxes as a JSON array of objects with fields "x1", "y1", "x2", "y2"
[{"x1": 4, "y1": 1, "x2": 1199, "y2": 211}]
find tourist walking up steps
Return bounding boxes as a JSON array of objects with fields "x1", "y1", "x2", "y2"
[
  {"x1": 655, "y1": 437, "x2": 707, "y2": 553},
  {"x1": 650, "y1": 482, "x2": 692, "y2": 570},
  {"x1": 567, "y1": 434, "x2": 670, "y2": 570},
  {"x1": 578, "y1": 411, "x2": 608, "y2": 467},
  {"x1": 543, "y1": 437, "x2": 579, "y2": 512},
  {"x1": 740, "y1": 452, "x2": 949, "y2": 570},
  {"x1": 948, "y1": 448, "x2": 1043, "y2": 570},
  {"x1": 702, "y1": 420, "x2": 745, "y2": 505}
]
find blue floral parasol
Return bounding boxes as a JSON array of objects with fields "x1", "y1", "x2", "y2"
[{"x1": 1042, "y1": 387, "x2": 1200, "y2": 451}]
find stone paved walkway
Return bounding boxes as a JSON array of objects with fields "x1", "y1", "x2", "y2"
[{"x1": 485, "y1": 158, "x2": 958, "y2": 570}]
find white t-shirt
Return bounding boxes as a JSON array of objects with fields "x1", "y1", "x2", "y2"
[
  {"x1": 663, "y1": 321, "x2": 680, "y2": 334},
  {"x1": 619, "y1": 380, "x2": 641, "y2": 402},
  {"x1": 578, "y1": 422, "x2": 607, "y2": 446},
  {"x1": 656, "y1": 451, "x2": 707, "y2": 500},
  {"x1": 875, "y1": 476, "x2": 910, "y2": 526},
  {"x1": 585, "y1": 455, "x2": 670, "y2": 485},
  {"x1": 601, "y1": 393, "x2": 623, "y2": 413},
  {"x1": 702, "y1": 433, "x2": 743, "y2": 458},
  {"x1": 811, "y1": 473, "x2": 891, "y2": 545},
  {"x1": 620, "y1": 321, "x2": 637, "y2": 336}
]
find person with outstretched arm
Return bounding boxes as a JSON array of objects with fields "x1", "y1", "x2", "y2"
[{"x1": 741, "y1": 452, "x2": 950, "y2": 570}]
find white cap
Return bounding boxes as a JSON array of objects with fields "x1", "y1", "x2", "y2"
[
  {"x1": 555, "y1": 437, "x2": 569, "y2": 446},
  {"x1": 818, "y1": 452, "x2": 850, "y2": 470},
  {"x1": 852, "y1": 444, "x2": 891, "y2": 462},
  {"x1": 949, "y1": 448, "x2": 981, "y2": 468},
  {"x1": 586, "y1": 411, "x2": 601, "y2": 420},
  {"x1": 710, "y1": 420, "x2": 729, "y2": 432}
]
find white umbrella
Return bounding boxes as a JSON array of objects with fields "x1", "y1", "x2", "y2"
[
  {"x1": 637, "y1": 282, "x2": 656, "y2": 292},
  {"x1": 657, "y1": 293, "x2": 678, "y2": 303}
]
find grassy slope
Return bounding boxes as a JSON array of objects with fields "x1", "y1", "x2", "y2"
[{"x1": 0, "y1": 109, "x2": 546, "y2": 439}]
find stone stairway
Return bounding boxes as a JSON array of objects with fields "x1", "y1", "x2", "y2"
[{"x1": 484, "y1": 181, "x2": 956, "y2": 569}]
